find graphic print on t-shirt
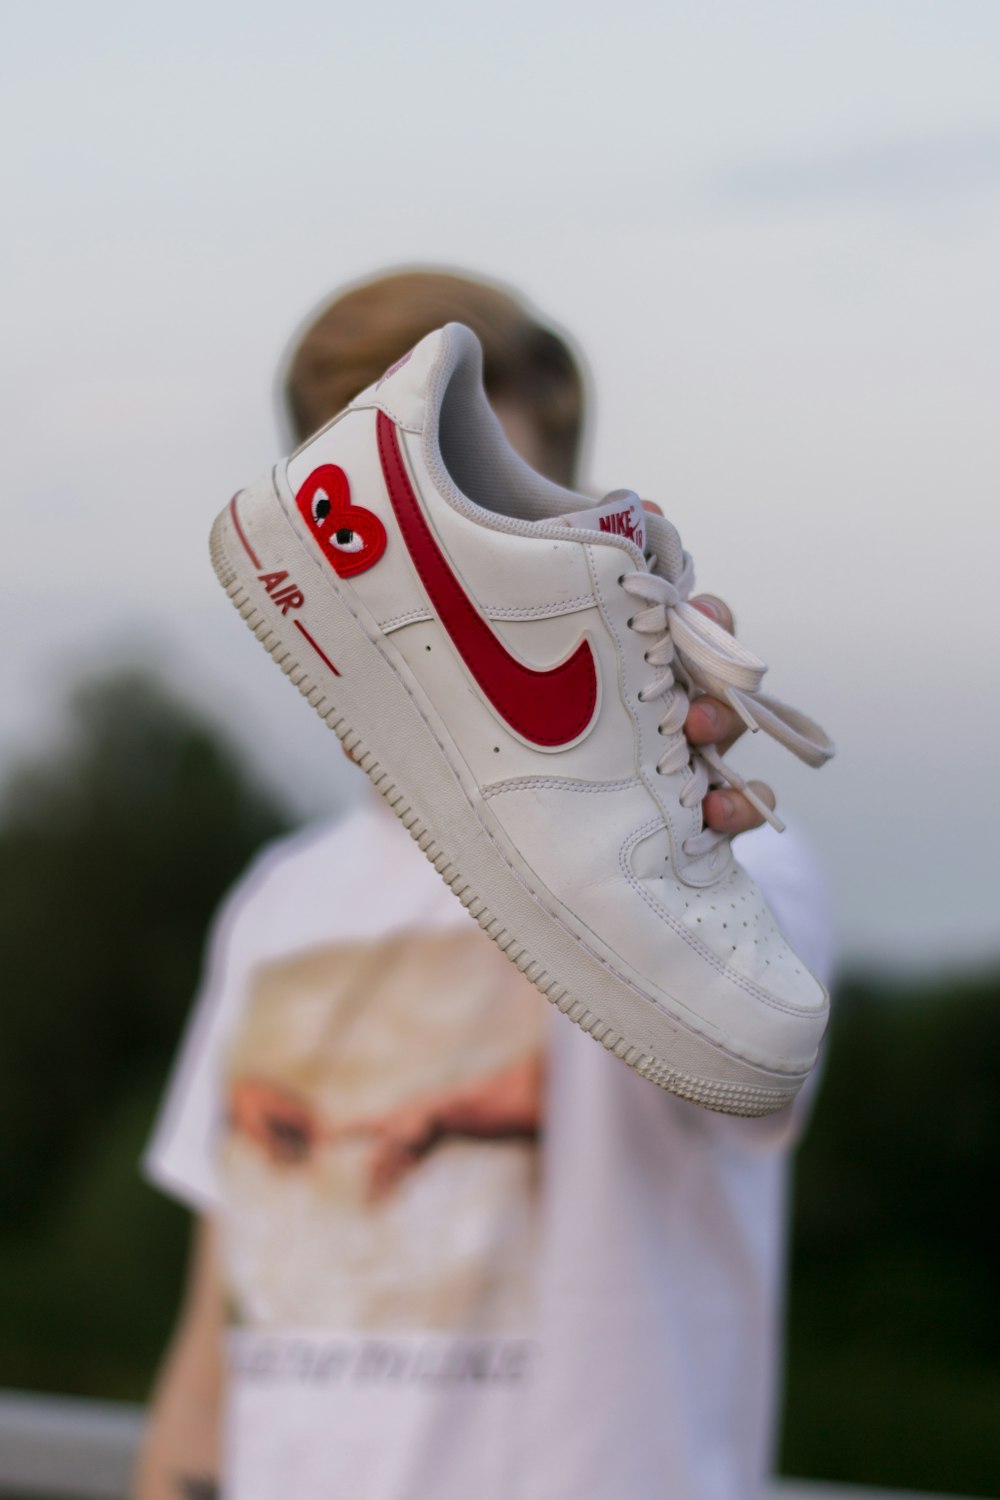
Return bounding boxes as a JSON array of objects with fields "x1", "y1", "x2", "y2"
[
  {"x1": 219, "y1": 924, "x2": 546, "y2": 1334},
  {"x1": 146, "y1": 804, "x2": 829, "y2": 1500}
]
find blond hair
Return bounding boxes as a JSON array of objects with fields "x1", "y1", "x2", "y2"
[{"x1": 282, "y1": 269, "x2": 585, "y2": 485}]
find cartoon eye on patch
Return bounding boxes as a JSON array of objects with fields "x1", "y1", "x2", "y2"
[
  {"x1": 295, "y1": 464, "x2": 387, "y2": 578},
  {"x1": 311, "y1": 490, "x2": 332, "y2": 524},
  {"x1": 330, "y1": 526, "x2": 366, "y2": 554},
  {"x1": 308, "y1": 492, "x2": 364, "y2": 555}
]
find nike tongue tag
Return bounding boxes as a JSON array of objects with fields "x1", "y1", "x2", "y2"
[{"x1": 560, "y1": 490, "x2": 646, "y2": 554}]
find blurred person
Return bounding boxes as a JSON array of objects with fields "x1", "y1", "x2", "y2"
[{"x1": 135, "y1": 270, "x2": 832, "y2": 1500}]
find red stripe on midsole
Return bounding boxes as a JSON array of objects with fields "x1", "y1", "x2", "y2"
[
  {"x1": 294, "y1": 619, "x2": 341, "y2": 677},
  {"x1": 229, "y1": 493, "x2": 260, "y2": 569}
]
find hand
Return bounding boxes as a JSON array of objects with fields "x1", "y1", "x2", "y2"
[
  {"x1": 685, "y1": 595, "x2": 776, "y2": 836},
  {"x1": 228, "y1": 1077, "x2": 324, "y2": 1165},
  {"x1": 339, "y1": 1100, "x2": 443, "y2": 1203},
  {"x1": 337, "y1": 1053, "x2": 544, "y2": 1202}
]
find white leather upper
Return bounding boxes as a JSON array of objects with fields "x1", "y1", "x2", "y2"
[{"x1": 282, "y1": 327, "x2": 827, "y2": 1061}]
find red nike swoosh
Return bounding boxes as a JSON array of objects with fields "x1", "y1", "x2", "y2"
[{"x1": 377, "y1": 412, "x2": 598, "y2": 748}]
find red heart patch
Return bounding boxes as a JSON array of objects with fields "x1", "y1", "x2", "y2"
[{"x1": 295, "y1": 464, "x2": 387, "y2": 578}]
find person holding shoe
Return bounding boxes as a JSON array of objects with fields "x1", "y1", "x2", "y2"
[{"x1": 136, "y1": 268, "x2": 832, "y2": 1500}]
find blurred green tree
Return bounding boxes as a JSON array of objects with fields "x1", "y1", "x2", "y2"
[
  {"x1": 0, "y1": 669, "x2": 292, "y2": 1391},
  {"x1": 782, "y1": 968, "x2": 1000, "y2": 1494}
]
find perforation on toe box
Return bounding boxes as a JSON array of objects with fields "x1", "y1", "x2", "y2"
[{"x1": 629, "y1": 824, "x2": 821, "y2": 1010}]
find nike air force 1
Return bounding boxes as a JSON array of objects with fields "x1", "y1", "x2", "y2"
[{"x1": 210, "y1": 325, "x2": 834, "y2": 1116}]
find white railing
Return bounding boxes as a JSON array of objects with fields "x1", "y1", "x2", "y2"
[
  {"x1": 0, "y1": 1389, "x2": 977, "y2": 1500},
  {"x1": 0, "y1": 1390, "x2": 142, "y2": 1499}
]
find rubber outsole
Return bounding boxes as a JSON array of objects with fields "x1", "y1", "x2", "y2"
[{"x1": 210, "y1": 500, "x2": 804, "y2": 1117}]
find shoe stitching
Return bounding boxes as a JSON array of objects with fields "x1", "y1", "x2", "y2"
[
  {"x1": 379, "y1": 598, "x2": 596, "y2": 634},
  {"x1": 351, "y1": 395, "x2": 421, "y2": 434},
  {"x1": 381, "y1": 609, "x2": 433, "y2": 633},
  {"x1": 481, "y1": 596, "x2": 596, "y2": 620},
  {"x1": 482, "y1": 775, "x2": 642, "y2": 800}
]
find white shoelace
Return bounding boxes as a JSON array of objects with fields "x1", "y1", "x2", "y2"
[{"x1": 619, "y1": 514, "x2": 834, "y2": 859}]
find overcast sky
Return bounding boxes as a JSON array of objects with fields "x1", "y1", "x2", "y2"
[{"x1": 2, "y1": 0, "x2": 998, "y2": 968}]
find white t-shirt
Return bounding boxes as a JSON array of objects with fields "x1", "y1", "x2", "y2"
[{"x1": 146, "y1": 797, "x2": 833, "y2": 1500}]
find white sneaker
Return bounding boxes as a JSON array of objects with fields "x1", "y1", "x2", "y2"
[{"x1": 210, "y1": 324, "x2": 834, "y2": 1116}]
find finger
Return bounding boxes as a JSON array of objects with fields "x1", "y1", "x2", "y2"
[
  {"x1": 684, "y1": 695, "x2": 746, "y2": 750},
  {"x1": 265, "y1": 1126, "x2": 313, "y2": 1165},
  {"x1": 703, "y1": 781, "x2": 776, "y2": 836},
  {"x1": 369, "y1": 1139, "x2": 422, "y2": 1202},
  {"x1": 331, "y1": 1117, "x2": 383, "y2": 1140},
  {"x1": 690, "y1": 594, "x2": 735, "y2": 636},
  {"x1": 368, "y1": 1147, "x2": 403, "y2": 1202}
]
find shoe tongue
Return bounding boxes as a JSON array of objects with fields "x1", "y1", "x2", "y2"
[
  {"x1": 562, "y1": 490, "x2": 689, "y2": 586},
  {"x1": 560, "y1": 489, "x2": 647, "y2": 556}
]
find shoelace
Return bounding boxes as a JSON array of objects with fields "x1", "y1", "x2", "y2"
[{"x1": 619, "y1": 514, "x2": 834, "y2": 859}]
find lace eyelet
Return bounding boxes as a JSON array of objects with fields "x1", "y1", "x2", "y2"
[
  {"x1": 617, "y1": 574, "x2": 625, "y2": 586},
  {"x1": 626, "y1": 616, "x2": 635, "y2": 630}
]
